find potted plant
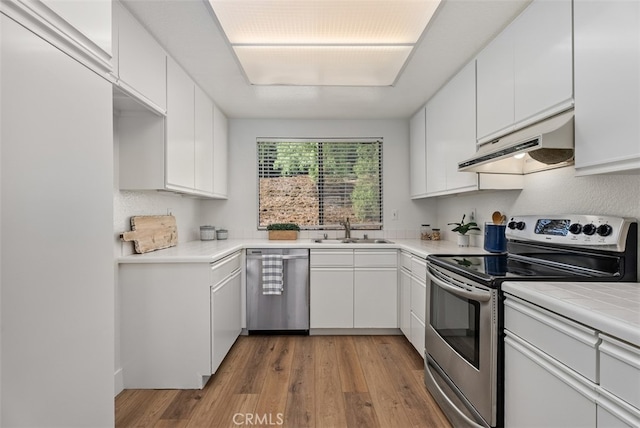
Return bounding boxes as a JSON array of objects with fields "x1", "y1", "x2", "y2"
[
  {"x1": 267, "y1": 223, "x2": 300, "y2": 240},
  {"x1": 448, "y1": 214, "x2": 480, "y2": 247}
]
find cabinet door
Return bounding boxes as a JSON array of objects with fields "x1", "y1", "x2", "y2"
[
  {"x1": 399, "y1": 268, "x2": 411, "y2": 338},
  {"x1": 574, "y1": 0, "x2": 640, "y2": 174},
  {"x1": 195, "y1": 85, "x2": 214, "y2": 194},
  {"x1": 211, "y1": 270, "x2": 241, "y2": 374},
  {"x1": 354, "y1": 268, "x2": 397, "y2": 328},
  {"x1": 426, "y1": 61, "x2": 477, "y2": 195},
  {"x1": 476, "y1": 25, "x2": 515, "y2": 141},
  {"x1": 212, "y1": 104, "x2": 229, "y2": 197},
  {"x1": 1, "y1": 14, "x2": 113, "y2": 426},
  {"x1": 166, "y1": 57, "x2": 195, "y2": 189},
  {"x1": 310, "y1": 268, "x2": 354, "y2": 328},
  {"x1": 514, "y1": 0, "x2": 572, "y2": 124},
  {"x1": 409, "y1": 106, "x2": 427, "y2": 198},
  {"x1": 41, "y1": 0, "x2": 112, "y2": 55},
  {"x1": 504, "y1": 333, "x2": 597, "y2": 428},
  {"x1": 410, "y1": 312, "x2": 425, "y2": 357},
  {"x1": 410, "y1": 275, "x2": 426, "y2": 323},
  {"x1": 117, "y1": 3, "x2": 167, "y2": 110}
]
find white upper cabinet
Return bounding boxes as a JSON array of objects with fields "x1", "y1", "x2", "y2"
[
  {"x1": 119, "y1": 56, "x2": 227, "y2": 199},
  {"x1": 477, "y1": 0, "x2": 573, "y2": 143},
  {"x1": 409, "y1": 107, "x2": 427, "y2": 198},
  {"x1": 115, "y1": 1, "x2": 167, "y2": 112},
  {"x1": 574, "y1": 0, "x2": 640, "y2": 175},
  {"x1": 40, "y1": 0, "x2": 112, "y2": 56},
  {"x1": 426, "y1": 61, "x2": 478, "y2": 196},
  {"x1": 476, "y1": 23, "x2": 516, "y2": 141},
  {"x1": 166, "y1": 57, "x2": 196, "y2": 191},
  {"x1": 212, "y1": 104, "x2": 229, "y2": 198},
  {"x1": 513, "y1": 0, "x2": 573, "y2": 125},
  {"x1": 195, "y1": 85, "x2": 214, "y2": 194},
  {"x1": 3, "y1": 0, "x2": 112, "y2": 75}
]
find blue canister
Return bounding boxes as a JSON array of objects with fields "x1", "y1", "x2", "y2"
[{"x1": 484, "y1": 223, "x2": 507, "y2": 253}]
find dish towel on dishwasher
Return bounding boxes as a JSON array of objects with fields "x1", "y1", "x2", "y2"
[{"x1": 262, "y1": 254, "x2": 284, "y2": 295}]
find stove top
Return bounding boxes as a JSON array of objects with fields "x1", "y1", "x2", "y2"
[
  {"x1": 429, "y1": 253, "x2": 608, "y2": 287},
  {"x1": 427, "y1": 215, "x2": 637, "y2": 288}
]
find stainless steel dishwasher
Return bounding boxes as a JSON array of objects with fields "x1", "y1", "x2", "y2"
[{"x1": 246, "y1": 248, "x2": 309, "y2": 334}]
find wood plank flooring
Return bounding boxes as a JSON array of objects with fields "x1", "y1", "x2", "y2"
[{"x1": 115, "y1": 335, "x2": 452, "y2": 428}]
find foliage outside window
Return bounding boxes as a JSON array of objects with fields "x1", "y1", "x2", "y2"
[{"x1": 258, "y1": 138, "x2": 383, "y2": 230}]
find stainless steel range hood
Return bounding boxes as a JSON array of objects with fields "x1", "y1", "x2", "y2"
[{"x1": 458, "y1": 109, "x2": 574, "y2": 174}]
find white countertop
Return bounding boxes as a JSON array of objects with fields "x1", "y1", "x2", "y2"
[
  {"x1": 503, "y1": 281, "x2": 640, "y2": 347},
  {"x1": 117, "y1": 238, "x2": 487, "y2": 264}
]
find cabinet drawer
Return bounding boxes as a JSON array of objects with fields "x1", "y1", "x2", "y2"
[
  {"x1": 600, "y1": 334, "x2": 640, "y2": 409},
  {"x1": 211, "y1": 252, "x2": 241, "y2": 285},
  {"x1": 504, "y1": 296, "x2": 599, "y2": 382},
  {"x1": 400, "y1": 251, "x2": 412, "y2": 271},
  {"x1": 411, "y1": 257, "x2": 427, "y2": 280},
  {"x1": 354, "y1": 250, "x2": 397, "y2": 267},
  {"x1": 310, "y1": 249, "x2": 353, "y2": 267}
]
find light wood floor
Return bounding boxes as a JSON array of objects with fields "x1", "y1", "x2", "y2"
[{"x1": 115, "y1": 335, "x2": 452, "y2": 428}]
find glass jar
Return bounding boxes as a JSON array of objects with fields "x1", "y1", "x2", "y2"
[
  {"x1": 200, "y1": 225, "x2": 216, "y2": 241},
  {"x1": 431, "y1": 228, "x2": 441, "y2": 241},
  {"x1": 421, "y1": 224, "x2": 431, "y2": 240}
]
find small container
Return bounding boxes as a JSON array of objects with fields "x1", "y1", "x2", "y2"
[
  {"x1": 431, "y1": 228, "x2": 441, "y2": 241},
  {"x1": 484, "y1": 223, "x2": 507, "y2": 253},
  {"x1": 216, "y1": 229, "x2": 228, "y2": 240},
  {"x1": 421, "y1": 224, "x2": 431, "y2": 240},
  {"x1": 200, "y1": 225, "x2": 216, "y2": 241}
]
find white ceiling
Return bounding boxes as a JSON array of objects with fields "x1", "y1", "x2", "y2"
[{"x1": 121, "y1": 0, "x2": 531, "y2": 120}]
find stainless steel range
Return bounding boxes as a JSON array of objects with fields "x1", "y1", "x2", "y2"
[{"x1": 424, "y1": 215, "x2": 638, "y2": 428}]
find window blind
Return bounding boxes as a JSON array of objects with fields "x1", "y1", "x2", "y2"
[{"x1": 257, "y1": 138, "x2": 383, "y2": 230}]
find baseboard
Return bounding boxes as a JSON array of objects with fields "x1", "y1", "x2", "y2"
[
  {"x1": 310, "y1": 328, "x2": 402, "y2": 336},
  {"x1": 114, "y1": 368, "x2": 124, "y2": 397}
]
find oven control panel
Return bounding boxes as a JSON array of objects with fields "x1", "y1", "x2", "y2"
[{"x1": 505, "y1": 215, "x2": 635, "y2": 250}]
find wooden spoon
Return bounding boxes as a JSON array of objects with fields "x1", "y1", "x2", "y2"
[{"x1": 492, "y1": 211, "x2": 502, "y2": 225}]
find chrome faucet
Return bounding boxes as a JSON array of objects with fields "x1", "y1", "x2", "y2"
[{"x1": 340, "y1": 217, "x2": 351, "y2": 239}]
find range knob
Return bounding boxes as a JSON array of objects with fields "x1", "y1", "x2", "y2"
[
  {"x1": 597, "y1": 224, "x2": 613, "y2": 237},
  {"x1": 569, "y1": 223, "x2": 582, "y2": 234},
  {"x1": 508, "y1": 221, "x2": 517, "y2": 230},
  {"x1": 515, "y1": 221, "x2": 526, "y2": 230},
  {"x1": 582, "y1": 223, "x2": 597, "y2": 236}
]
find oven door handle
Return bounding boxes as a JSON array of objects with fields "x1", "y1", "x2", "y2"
[{"x1": 427, "y1": 270, "x2": 491, "y2": 302}]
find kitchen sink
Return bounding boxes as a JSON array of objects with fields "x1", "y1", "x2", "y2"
[{"x1": 311, "y1": 238, "x2": 394, "y2": 244}]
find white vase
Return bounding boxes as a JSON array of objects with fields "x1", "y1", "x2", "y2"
[{"x1": 457, "y1": 234, "x2": 470, "y2": 247}]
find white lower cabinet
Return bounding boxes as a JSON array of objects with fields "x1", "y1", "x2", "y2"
[
  {"x1": 120, "y1": 251, "x2": 242, "y2": 389},
  {"x1": 310, "y1": 267, "x2": 354, "y2": 328},
  {"x1": 504, "y1": 332, "x2": 597, "y2": 428},
  {"x1": 397, "y1": 251, "x2": 427, "y2": 356},
  {"x1": 504, "y1": 293, "x2": 640, "y2": 427},
  {"x1": 399, "y1": 257, "x2": 412, "y2": 338},
  {"x1": 354, "y1": 268, "x2": 397, "y2": 328},
  {"x1": 410, "y1": 312, "x2": 426, "y2": 359},
  {"x1": 211, "y1": 256, "x2": 242, "y2": 374},
  {"x1": 310, "y1": 249, "x2": 397, "y2": 330}
]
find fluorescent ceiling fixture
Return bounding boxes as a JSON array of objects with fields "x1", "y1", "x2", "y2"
[{"x1": 208, "y1": 0, "x2": 441, "y2": 86}]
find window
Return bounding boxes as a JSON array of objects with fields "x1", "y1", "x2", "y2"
[{"x1": 258, "y1": 138, "x2": 383, "y2": 230}]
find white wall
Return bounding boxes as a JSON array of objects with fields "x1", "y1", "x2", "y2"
[
  {"x1": 436, "y1": 166, "x2": 640, "y2": 248},
  {"x1": 199, "y1": 119, "x2": 437, "y2": 240}
]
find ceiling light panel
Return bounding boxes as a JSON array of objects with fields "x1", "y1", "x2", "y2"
[
  {"x1": 207, "y1": 0, "x2": 441, "y2": 86},
  {"x1": 209, "y1": 0, "x2": 440, "y2": 45},
  {"x1": 234, "y1": 45, "x2": 413, "y2": 86}
]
